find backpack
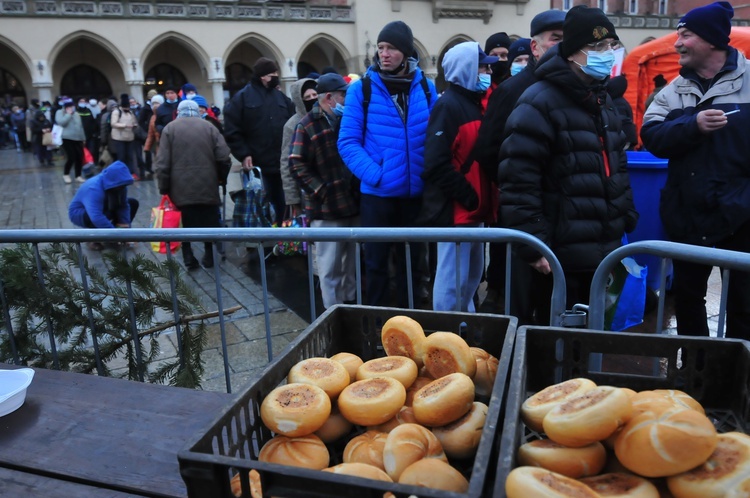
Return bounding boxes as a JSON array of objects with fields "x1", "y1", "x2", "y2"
[{"x1": 360, "y1": 74, "x2": 432, "y2": 140}]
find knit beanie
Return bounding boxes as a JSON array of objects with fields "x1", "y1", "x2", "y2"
[
  {"x1": 192, "y1": 94, "x2": 209, "y2": 109},
  {"x1": 253, "y1": 57, "x2": 279, "y2": 78},
  {"x1": 508, "y1": 38, "x2": 532, "y2": 64},
  {"x1": 559, "y1": 5, "x2": 618, "y2": 58},
  {"x1": 484, "y1": 32, "x2": 511, "y2": 54},
  {"x1": 377, "y1": 21, "x2": 415, "y2": 57},
  {"x1": 530, "y1": 10, "x2": 566, "y2": 37},
  {"x1": 677, "y1": 1, "x2": 733, "y2": 50},
  {"x1": 182, "y1": 83, "x2": 197, "y2": 96},
  {"x1": 146, "y1": 89, "x2": 158, "y2": 100},
  {"x1": 119, "y1": 93, "x2": 130, "y2": 108},
  {"x1": 150, "y1": 95, "x2": 165, "y2": 106},
  {"x1": 176, "y1": 99, "x2": 200, "y2": 118}
]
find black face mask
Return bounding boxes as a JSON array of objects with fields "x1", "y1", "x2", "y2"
[
  {"x1": 266, "y1": 76, "x2": 280, "y2": 89},
  {"x1": 303, "y1": 99, "x2": 316, "y2": 112},
  {"x1": 491, "y1": 61, "x2": 509, "y2": 84}
]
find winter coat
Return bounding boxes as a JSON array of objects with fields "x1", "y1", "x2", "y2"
[
  {"x1": 223, "y1": 78, "x2": 295, "y2": 175},
  {"x1": 77, "y1": 106, "x2": 96, "y2": 141},
  {"x1": 144, "y1": 114, "x2": 160, "y2": 153},
  {"x1": 99, "y1": 100, "x2": 118, "y2": 149},
  {"x1": 54, "y1": 108, "x2": 86, "y2": 141},
  {"x1": 155, "y1": 116, "x2": 231, "y2": 208},
  {"x1": 281, "y1": 78, "x2": 316, "y2": 206},
  {"x1": 607, "y1": 75, "x2": 637, "y2": 148},
  {"x1": 498, "y1": 46, "x2": 638, "y2": 271},
  {"x1": 29, "y1": 111, "x2": 52, "y2": 146},
  {"x1": 68, "y1": 161, "x2": 134, "y2": 228},
  {"x1": 641, "y1": 47, "x2": 750, "y2": 246},
  {"x1": 155, "y1": 99, "x2": 180, "y2": 134},
  {"x1": 338, "y1": 63, "x2": 437, "y2": 198},
  {"x1": 289, "y1": 104, "x2": 359, "y2": 221},
  {"x1": 110, "y1": 107, "x2": 137, "y2": 142},
  {"x1": 420, "y1": 42, "x2": 498, "y2": 227}
]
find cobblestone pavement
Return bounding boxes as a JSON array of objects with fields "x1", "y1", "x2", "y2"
[{"x1": 0, "y1": 147, "x2": 309, "y2": 393}]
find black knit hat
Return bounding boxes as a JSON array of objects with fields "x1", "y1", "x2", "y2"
[
  {"x1": 559, "y1": 5, "x2": 618, "y2": 58},
  {"x1": 253, "y1": 57, "x2": 279, "y2": 78},
  {"x1": 677, "y1": 1, "x2": 733, "y2": 50},
  {"x1": 484, "y1": 32, "x2": 511, "y2": 54},
  {"x1": 119, "y1": 93, "x2": 130, "y2": 108},
  {"x1": 377, "y1": 21, "x2": 414, "y2": 57}
]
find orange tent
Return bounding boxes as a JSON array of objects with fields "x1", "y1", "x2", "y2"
[{"x1": 622, "y1": 27, "x2": 750, "y2": 147}]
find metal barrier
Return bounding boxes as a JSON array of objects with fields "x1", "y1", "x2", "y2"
[
  {"x1": 588, "y1": 240, "x2": 750, "y2": 335},
  {"x1": 0, "y1": 226, "x2": 567, "y2": 393}
]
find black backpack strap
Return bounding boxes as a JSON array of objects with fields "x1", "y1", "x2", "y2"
[
  {"x1": 420, "y1": 75, "x2": 432, "y2": 104},
  {"x1": 361, "y1": 76, "x2": 371, "y2": 142}
]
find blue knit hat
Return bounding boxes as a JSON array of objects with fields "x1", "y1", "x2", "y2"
[
  {"x1": 508, "y1": 38, "x2": 532, "y2": 64},
  {"x1": 191, "y1": 94, "x2": 209, "y2": 109},
  {"x1": 677, "y1": 1, "x2": 733, "y2": 50}
]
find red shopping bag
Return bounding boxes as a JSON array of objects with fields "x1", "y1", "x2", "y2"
[
  {"x1": 150, "y1": 195, "x2": 182, "y2": 253},
  {"x1": 83, "y1": 146, "x2": 94, "y2": 166}
]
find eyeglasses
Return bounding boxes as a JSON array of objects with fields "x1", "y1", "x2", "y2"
[{"x1": 585, "y1": 40, "x2": 621, "y2": 52}]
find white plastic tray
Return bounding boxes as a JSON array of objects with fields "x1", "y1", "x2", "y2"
[{"x1": 0, "y1": 368, "x2": 35, "y2": 417}]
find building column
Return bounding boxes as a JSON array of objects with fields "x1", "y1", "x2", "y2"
[
  {"x1": 32, "y1": 59, "x2": 53, "y2": 103},
  {"x1": 209, "y1": 81, "x2": 225, "y2": 112},
  {"x1": 128, "y1": 83, "x2": 145, "y2": 102}
]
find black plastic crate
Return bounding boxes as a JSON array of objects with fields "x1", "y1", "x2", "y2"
[
  {"x1": 493, "y1": 326, "x2": 750, "y2": 498},
  {"x1": 179, "y1": 305, "x2": 517, "y2": 498}
]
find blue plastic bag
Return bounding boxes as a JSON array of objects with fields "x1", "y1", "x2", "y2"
[{"x1": 604, "y1": 257, "x2": 648, "y2": 331}]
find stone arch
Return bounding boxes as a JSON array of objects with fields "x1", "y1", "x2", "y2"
[
  {"x1": 222, "y1": 34, "x2": 286, "y2": 94},
  {"x1": 223, "y1": 34, "x2": 286, "y2": 74},
  {"x1": 434, "y1": 35, "x2": 474, "y2": 93},
  {"x1": 296, "y1": 33, "x2": 352, "y2": 78},
  {"x1": 48, "y1": 30, "x2": 127, "y2": 75},
  {"x1": 0, "y1": 36, "x2": 33, "y2": 105},
  {"x1": 141, "y1": 32, "x2": 212, "y2": 98}
]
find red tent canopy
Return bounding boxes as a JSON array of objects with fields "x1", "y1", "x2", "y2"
[{"x1": 622, "y1": 27, "x2": 750, "y2": 148}]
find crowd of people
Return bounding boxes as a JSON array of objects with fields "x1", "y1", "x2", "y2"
[{"x1": 7, "y1": 1, "x2": 746, "y2": 340}]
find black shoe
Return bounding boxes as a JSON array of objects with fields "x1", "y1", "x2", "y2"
[
  {"x1": 184, "y1": 256, "x2": 200, "y2": 270},
  {"x1": 201, "y1": 255, "x2": 214, "y2": 269}
]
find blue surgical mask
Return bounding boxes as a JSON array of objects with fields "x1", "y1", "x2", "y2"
[
  {"x1": 476, "y1": 73, "x2": 492, "y2": 92},
  {"x1": 166, "y1": 98, "x2": 177, "y2": 104},
  {"x1": 576, "y1": 49, "x2": 615, "y2": 80},
  {"x1": 333, "y1": 102, "x2": 345, "y2": 117},
  {"x1": 510, "y1": 62, "x2": 526, "y2": 77}
]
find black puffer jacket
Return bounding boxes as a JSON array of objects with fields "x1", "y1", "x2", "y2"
[
  {"x1": 498, "y1": 46, "x2": 638, "y2": 271},
  {"x1": 223, "y1": 78, "x2": 295, "y2": 175}
]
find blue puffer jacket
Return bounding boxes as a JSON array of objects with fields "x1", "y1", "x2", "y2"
[
  {"x1": 68, "y1": 161, "x2": 134, "y2": 228},
  {"x1": 338, "y1": 66, "x2": 437, "y2": 198}
]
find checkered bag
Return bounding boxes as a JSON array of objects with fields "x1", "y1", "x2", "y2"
[{"x1": 230, "y1": 167, "x2": 275, "y2": 228}]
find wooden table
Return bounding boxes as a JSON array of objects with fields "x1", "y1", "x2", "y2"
[{"x1": 0, "y1": 364, "x2": 231, "y2": 497}]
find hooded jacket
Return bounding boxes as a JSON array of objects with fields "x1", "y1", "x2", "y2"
[
  {"x1": 281, "y1": 78, "x2": 316, "y2": 205},
  {"x1": 68, "y1": 161, "x2": 134, "y2": 228},
  {"x1": 641, "y1": 47, "x2": 750, "y2": 245},
  {"x1": 498, "y1": 45, "x2": 638, "y2": 271},
  {"x1": 420, "y1": 42, "x2": 498, "y2": 226},
  {"x1": 223, "y1": 78, "x2": 295, "y2": 175},
  {"x1": 337, "y1": 59, "x2": 437, "y2": 198}
]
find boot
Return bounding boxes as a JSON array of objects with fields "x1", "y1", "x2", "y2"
[
  {"x1": 201, "y1": 244, "x2": 214, "y2": 268},
  {"x1": 182, "y1": 244, "x2": 199, "y2": 270}
]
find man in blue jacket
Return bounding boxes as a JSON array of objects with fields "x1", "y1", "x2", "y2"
[
  {"x1": 641, "y1": 1, "x2": 750, "y2": 340},
  {"x1": 338, "y1": 20, "x2": 437, "y2": 308},
  {"x1": 68, "y1": 161, "x2": 139, "y2": 250}
]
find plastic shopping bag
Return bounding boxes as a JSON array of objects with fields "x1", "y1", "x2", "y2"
[
  {"x1": 604, "y1": 257, "x2": 648, "y2": 331},
  {"x1": 150, "y1": 195, "x2": 182, "y2": 253},
  {"x1": 274, "y1": 210, "x2": 308, "y2": 256},
  {"x1": 230, "y1": 167, "x2": 275, "y2": 228},
  {"x1": 50, "y1": 124, "x2": 63, "y2": 147}
]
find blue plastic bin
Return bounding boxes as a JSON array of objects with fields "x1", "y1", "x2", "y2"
[{"x1": 625, "y1": 150, "x2": 672, "y2": 290}]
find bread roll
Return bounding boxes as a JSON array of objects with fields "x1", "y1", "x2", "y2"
[
  {"x1": 287, "y1": 357, "x2": 350, "y2": 400},
  {"x1": 260, "y1": 383, "x2": 331, "y2": 437},
  {"x1": 330, "y1": 352, "x2": 363, "y2": 383},
  {"x1": 343, "y1": 430, "x2": 388, "y2": 470},
  {"x1": 338, "y1": 377, "x2": 406, "y2": 426},
  {"x1": 422, "y1": 332, "x2": 477, "y2": 379},
  {"x1": 322, "y1": 462, "x2": 393, "y2": 483},
  {"x1": 667, "y1": 432, "x2": 750, "y2": 498},
  {"x1": 505, "y1": 466, "x2": 601, "y2": 498},
  {"x1": 412, "y1": 372, "x2": 475, "y2": 427},
  {"x1": 368, "y1": 405, "x2": 418, "y2": 433},
  {"x1": 580, "y1": 472, "x2": 660, "y2": 497},
  {"x1": 521, "y1": 378, "x2": 597, "y2": 433},
  {"x1": 404, "y1": 376, "x2": 433, "y2": 407},
  {"x1": 357, "y1": 356, "x2": 418, "y2": 389},
  {"x1": 382, "y1": 423, "x2": 447, "y2": 481},
  {"x1": 258, "y1": 434, "x2": 330, "y2": 470},
  {"x1": 314, "y1": 407, "x2": 353, "y2": 443},
  {"x1": 381, "y1": 315, "x2": 426, "y2": 368},
  {"x1": 614, "y1": 406, "x2": 718, "y2": 477},
  {"x1": 632, "y1": 390, "x2": 704, "y2": 415},
  {"x1": 432, "y1": 401, "x2": 488, "y2": 459},
  {"x1": 398, "y1": 459, "x2": 470, "y2": 493},
  {"x1": 230, "y1": 469, "x2": 262, "y2": 498},
  {"x1": 517, "y1": 439, "x2": 606, "y2": 478},
  {"x1": 470, "y1": 347, "x2": 499, "y2": 398},
  {"x1": 543, "y1": 386, "x2": 633, "y2": 447}
]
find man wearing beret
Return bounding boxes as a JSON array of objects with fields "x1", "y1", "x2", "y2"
[
  {"x1": 498, "y1": 6, "x2": 638, "y2": 324},
  {"x1": 474, "y1": 9, "x2": 565, "y2": 318},
  {"x1": 338, "y1": 20, "x2": 438, "y2": 308},
  {"x1": 641, "y1": 1, "x2": 750, "y2": 340},
  {"x1": 224, "y1": 56, "x2": 295, "y2": 226}
]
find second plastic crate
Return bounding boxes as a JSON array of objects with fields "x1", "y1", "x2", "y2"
[
  {"x1": 494, "y1": 326, "x2": 750, "y2": 498},
  {"x1": 180, "y1": 305, "x2": 517, "y2": 498}
]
